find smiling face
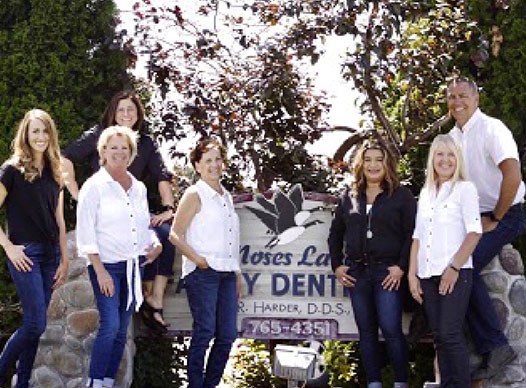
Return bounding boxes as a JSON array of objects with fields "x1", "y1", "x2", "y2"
[
  {"x1": 447, "y1": 81, "x2": 479, "y2": 128},
  {"x1": 114, "y1": 98, "x2": 138, "y2": 129},
  {"x1": 433, "y1": 143, "x2": 457, "y2": 183},
  {"x1": 101, "y1": 134, "x2": 131, "y2": 170},
  {"x1": 363, "y1": 148, "x2": 386, "y2": 185},
  {"x1": 27, "y1": 118, "x2": 50, "y2": 156},
  {"x1": 195, "y1": 146, "x2": 224, "y2": 183}
]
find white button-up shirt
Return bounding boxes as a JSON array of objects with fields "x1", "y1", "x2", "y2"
[
  {"x1": 182, "y1": 179, "x2": 240, "y2": 278},
  {"x1": 449, "y1": 108, "x2": 525, "y2": 211},
  {"x1": 76, "y1": 167, "x2": 159, "y2": 310},
  {"x1": 413, "y1": 181, "x2": 482, "y2": 278}
]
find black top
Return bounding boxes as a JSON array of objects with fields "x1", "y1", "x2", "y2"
[
  {"x1": 0, "y1": 163, "x2": 60, "y2": 244},
  {"x1": 63, "y1": 124, "x2": 173, "y2": 183},
  {"x1": 328, "y1": 185, "x2": 416, "y2": 272}
]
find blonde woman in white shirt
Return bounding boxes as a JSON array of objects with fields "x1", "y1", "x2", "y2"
[
  {"x1": 76, "y1": 126, "x2": 161, "y2": 388},
  {"x1": 408, "y1": 134, "x2": 482, "y2": 387},
  {"x1": 170, "y1": 138, "x2": 240, "y2": 388}
]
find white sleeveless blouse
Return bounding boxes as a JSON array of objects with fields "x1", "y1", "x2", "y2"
[{"x1": 182, "y1": 180, "x2": 240, "y2": 277}]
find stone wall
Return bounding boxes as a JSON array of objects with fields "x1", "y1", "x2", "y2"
[
  {"x1": 12, "y1": 231, "x2": 134, "y2": 388},
  {"x1": 470, "y1": 244, "x2": 526, "y2": 387}
]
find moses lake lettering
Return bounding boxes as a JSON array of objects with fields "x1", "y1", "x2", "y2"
[{"x1": 240, "y1": 244, "x2": 331, "y2": 267}]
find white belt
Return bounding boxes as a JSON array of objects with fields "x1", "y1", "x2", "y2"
[{"x1": 126, "y1": 257, "x2": 143, "y2": 311}]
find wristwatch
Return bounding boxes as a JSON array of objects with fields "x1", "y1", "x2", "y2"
[
  {"x1": 161, "y1": 205, "x2": 175, "y2": 212},
  {"x1": 489, "y1": 211, "x2": 501, "y2": 222}
]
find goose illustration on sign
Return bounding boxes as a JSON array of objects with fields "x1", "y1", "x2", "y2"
[{"x1": 245, "y1": 184, "x2": 324, "y2": 248}]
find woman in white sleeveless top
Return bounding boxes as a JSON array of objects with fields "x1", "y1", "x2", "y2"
[{"x1": 170, "y1": 138, "x2": 240, "y2": 388}]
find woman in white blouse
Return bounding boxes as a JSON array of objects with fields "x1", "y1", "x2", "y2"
[
  {"x1": 169, "y1": 138, "x2": 240, "y2": 388},
  {"x1": 408, "y1": 134, "x2": 482, "y2": 387},
  {"x1": 76, "y1": 126, "x2": 161, "y2": 388}
]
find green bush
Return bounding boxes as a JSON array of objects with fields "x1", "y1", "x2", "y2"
[
  {"x1": 0, "y1": 0, "x2": 131, "y2": 337},
  {"x1": 132, "y1": 335, "x2": 188, "y2": 388}
]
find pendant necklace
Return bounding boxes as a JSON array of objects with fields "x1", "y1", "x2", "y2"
[{"x1": 366, "y1": 206, "x2": 373, "y2": 239}]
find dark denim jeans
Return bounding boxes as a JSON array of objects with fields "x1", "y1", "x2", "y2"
[
  {"x1": 185, "y1": 268, "x2": 238, "y2": 388},
  {"x1": 87, "y1": 261, "x2": 137, "y2": 387},
  {"x1": 468, "y1": 204, "x2": 525, "y2": 354},
  {"x1": 0, "y1": 242, "x2": 59, "y2": 388},
  {"x1": 143, "y1": 222, "x2": 175, "y2": 280},
  {"x1": 347, "y1": 262, "x2": 408, "y2": 384},
  {"x1": 421, "y1": 269, "x2": 473, "y2": 388}
]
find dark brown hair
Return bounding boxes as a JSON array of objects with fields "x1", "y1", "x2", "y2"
[
  {"x1": 190, "y1": 138, "x2": 227, "y2": 169},
  {"x1": 101, "y1": 90, "x2": 145, "y2": 131},
  {"x1": 351, "y1": 139, "x2": 400, "y2": 195}
]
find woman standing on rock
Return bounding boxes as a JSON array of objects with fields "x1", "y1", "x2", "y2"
[
  {"x1": 0, "y1": 109, "x2": 69, "y2": 388},
  {"x1": 76, "y1": 126, "x2": 161, "y2": 388},
  {"x1": 408, "y1": 134, "x2": 482, "y2": 387}
]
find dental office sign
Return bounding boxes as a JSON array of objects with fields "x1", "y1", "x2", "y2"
[{"x1": 166, "y1": 184, "x2": 360, "y2": 340}]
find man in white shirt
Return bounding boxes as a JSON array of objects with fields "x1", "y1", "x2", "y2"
[{"x1": 447, "y1": 77, "x2": 525, "y2": 380}]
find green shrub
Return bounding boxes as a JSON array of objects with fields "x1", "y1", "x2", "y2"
[
  {"x1": 132, "y1": 335, "x2": 188, "y2": 388},
  {"x1": 0, "y1": 0, "x2": 131, "y2": 338}
]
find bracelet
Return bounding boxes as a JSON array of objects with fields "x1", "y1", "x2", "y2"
[{"x1": 449, "y1": 264, "x2": 460, "y2": 272}]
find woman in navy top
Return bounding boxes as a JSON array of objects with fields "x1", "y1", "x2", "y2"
[
  {"x1": 328, "y1": 139, "x2": 415, "y2": 388},
  {"x1": 0, "y1": 109, "x2": 69, "y2": 388},
  {"x1": 62, "y1": 91, "x2": 175, "y2": 333}
]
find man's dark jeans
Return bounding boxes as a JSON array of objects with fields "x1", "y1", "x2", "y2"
[
  {"x1": 0, "y1": 242, "x2": 59, "y2": 388},
  {"x1": 421, "y1": 269, "x2": 472, "y2": 388},
  {"x1": 468, "y1": 204, "x2": 524, "y2": 354}
]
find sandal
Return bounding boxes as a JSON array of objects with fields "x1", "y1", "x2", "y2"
[{"x1": 140, "y1": 301, "x2": 168, "y2": 335}]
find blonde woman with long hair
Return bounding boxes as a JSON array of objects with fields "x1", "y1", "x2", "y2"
[
  {"x1": 0, "y1": 109, "x2": 69, "y2": 388},
  {"x1": 408, "y1": 134, "x2": 482, "y2": 387}
]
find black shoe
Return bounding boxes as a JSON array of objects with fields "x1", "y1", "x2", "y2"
[
  {"x1": 471, "y1": 344, "x2": 517, "y2": 380},
  {"x1": 139, "y1": 301, "x2": 168, "y2": 335}
]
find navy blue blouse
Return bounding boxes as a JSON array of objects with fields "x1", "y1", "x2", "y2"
[
  {"x1": 328, "y1": 186, "x2": 416, "y2": 272},
  {"x1": 63, "y1": 124, "x2": 173, "y2": 183}
]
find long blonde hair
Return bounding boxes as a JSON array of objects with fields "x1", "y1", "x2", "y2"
[
  {"x1": 10, "y1": 109, "x2": 62, "y2": 185},
  {"x1": 424, "y1": 134, "x2": 467, "y2": 189}
]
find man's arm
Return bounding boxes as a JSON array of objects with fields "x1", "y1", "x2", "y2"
[
  {"x1": 494, "y1": 158, "x2": 522, "y2": 219},
  {"x1": 483, "y1": 158, "x2": 522, "y2": 232}
]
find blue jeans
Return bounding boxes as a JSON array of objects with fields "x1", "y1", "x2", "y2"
[
  {"x1": 87, "y1": 261, "x2": 137, "y2": 386},
  {"x1": 0, "y1": 242, "x2": 59, "y2": 388},
  {"x1": 143, "y1": 222, "x2": 175, "y2": 280},
  {"x1": 185, "y1": 268, "x2": 238, "y2": 388},
  {"x1": 468, "y1": 204, "x2": 525, "y2": 354},
  {"x1": 421, "y1": 270, "x2": 473, "y2": 388},
  {"x1": 347, "y1": 262, "x2": 408, "y2": 384}
]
